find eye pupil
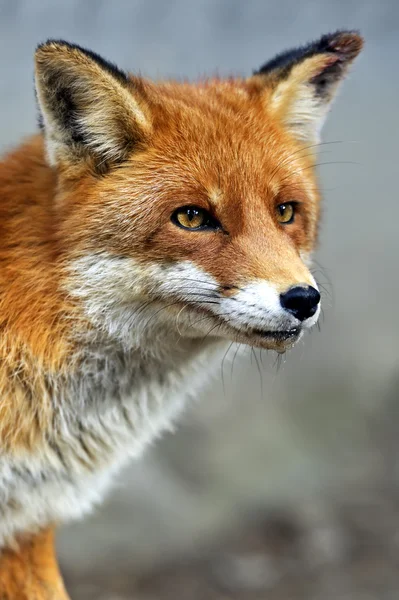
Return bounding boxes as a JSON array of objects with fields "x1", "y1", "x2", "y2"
[{"x1": 187, "y1": 208, "x2": 198, "y2": 222}]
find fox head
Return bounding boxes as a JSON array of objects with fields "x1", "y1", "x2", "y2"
[{"x1": 35, "y1": 32, "x2": 363, "y2": 354}]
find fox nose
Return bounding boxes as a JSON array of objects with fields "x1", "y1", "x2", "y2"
[{"x1": 280, "y1": 285, "x2": 320, "y2": 322}]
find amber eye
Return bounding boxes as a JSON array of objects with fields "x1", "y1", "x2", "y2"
[
  {"x1": 172, "y1": 206, "x2": 220, "y2": 231},
  {"x1": 276, "y1": 202, "x2": 296, "y2": 224}
]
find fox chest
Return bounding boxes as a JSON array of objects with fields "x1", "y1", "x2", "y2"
[
  {"x1": 0, "y1": 353, "x2": 201, "y2": 545},
  {"x1": 0, "y1": 341, "x2": 224, "y2": 547},
  {"x1": 56, "y1": 354, "x2": 195, "y2": 472},
  {"x1": 60, "y1": 339, "x2": 223, "y2": 469}
]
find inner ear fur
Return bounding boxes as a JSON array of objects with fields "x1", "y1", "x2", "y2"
[
  {"x1": 35, "y1": 40, "x2": 152, "y2": 169},
  {"x1": 251, "y1": 31, "x2": 364, "y2": 144}
]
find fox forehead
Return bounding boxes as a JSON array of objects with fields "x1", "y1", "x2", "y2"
[
  {"x1": 103, "y1": 78, "x2": 320, "y2": 222},
  {"x1": 142, "y1": 76, "x2": 318, "y2": 190}
]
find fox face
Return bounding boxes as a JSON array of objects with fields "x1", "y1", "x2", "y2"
[{"x1": 35, "y1": 33, "x2": 363, "y2": 354}]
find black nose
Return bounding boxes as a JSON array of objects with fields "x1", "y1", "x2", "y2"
[{"x1": 280, "y1": 285, "x2": 320, "y2": 322}]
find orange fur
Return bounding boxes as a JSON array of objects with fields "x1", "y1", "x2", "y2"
[{"x1": 0, "y1": 528, "x2": 68, "y2": 599}]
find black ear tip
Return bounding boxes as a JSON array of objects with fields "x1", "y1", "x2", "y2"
[
  {"x1": 35, "y1": 40, "x2": 80, "y2": 67},
  {"x1": 322, "y1": 30, "x2": 364, "y2": 59},
  {"x1": 36, "y1": 39, "x2": 75, "y2": 55},
  {"x1": 255, "y1": 30, "x2": 364, "y2": 76},
  {"x1": 34, "y1": 40, "x2": 128, "y2": 85}
]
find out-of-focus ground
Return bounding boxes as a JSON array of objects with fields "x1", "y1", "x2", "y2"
[
  {"x1": 65, "y1": 496, "x2": 399, "y2": 600},
  {"x1": 1, "y1": 1, "x2": 399, "y2": 598}
]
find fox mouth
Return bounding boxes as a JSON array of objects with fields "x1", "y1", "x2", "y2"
[
  {"x1": 201, "y1": 314, "x2": 303, "y2": 351},
  {"x1": 171, "y1": 302, "x2": 305, "y2": 351},
  {"x1": 252, "y1": 327, "x2": 301, "y2": 341},
  {"x1": 237, "y1": 325, "x2": 302, "y2": 351}
]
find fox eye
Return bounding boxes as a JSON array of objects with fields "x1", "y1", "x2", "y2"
[
  {"x1": 276, "y1": 202, "x2": 296, "y2": 224},
  {"x1": 172, "y1": 206, "x2": 220, "y2": 231}
]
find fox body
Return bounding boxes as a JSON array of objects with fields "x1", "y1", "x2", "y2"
[{"x1": 0, "y1": 32, "x2": 362, "y2": 597}]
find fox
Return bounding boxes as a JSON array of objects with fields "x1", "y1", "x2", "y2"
[{"x1": 0, "y1": 31, "x2": 363, "y2": 598}]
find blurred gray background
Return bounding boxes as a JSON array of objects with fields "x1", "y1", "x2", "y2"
[{"x1": 1, "y1": 1, "x2": 398, "y2": 598}]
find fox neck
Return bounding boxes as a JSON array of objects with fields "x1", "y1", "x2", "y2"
[{"x1": 73, "y1": 323, "x2": 223, "y2": 404}]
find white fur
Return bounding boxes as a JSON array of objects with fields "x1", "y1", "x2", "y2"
[{"x1": 0, "y1": 254, "x2": 319, "y2": 546}]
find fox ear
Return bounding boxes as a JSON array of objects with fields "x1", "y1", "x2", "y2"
[
  {"x1": 35, "y1": 40, "x2": 152, "y2": 169},
  {"x1": 253, "y1": 31, "x2": 363, "y2": 144}
]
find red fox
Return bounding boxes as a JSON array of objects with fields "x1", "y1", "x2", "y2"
[{"x1": 0, "y1": 31, "x2": 362, "y2": 598}]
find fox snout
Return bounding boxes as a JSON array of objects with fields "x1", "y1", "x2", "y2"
[{"x1": 209, "y1": 278, "x2": 321, "y2": 351}]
